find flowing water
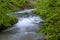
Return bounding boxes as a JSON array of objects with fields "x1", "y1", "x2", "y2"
[{"x1": 0, "y1": 9, "x2": 45, "y2": 40}]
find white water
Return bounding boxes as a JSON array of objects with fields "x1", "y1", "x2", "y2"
[
  {"x1": 15, "y1": 9, "x2": 35, "y2": 14},
  {"x1": 0, "y1": 9, "x2": 45, "y2": 40}
]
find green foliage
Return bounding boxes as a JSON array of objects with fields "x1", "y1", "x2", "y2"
[
  {"x1": 0, "y1": 14, "x2": 18, "y2": 31},
  {"x1": 0, "y1": 0, "x2": 32, "y2": 31},
  {"x1": 0, "y1": 0, "x2": 28, "y2": 31},
  {"x1": 34, "y1": 0, "x2": 60, "y2": 40},
  {"x1": 0, "y1": 0, "x2": 28, "y2": 14}
]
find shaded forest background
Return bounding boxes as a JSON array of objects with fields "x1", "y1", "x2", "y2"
[{"x1": 0, "y1": 0, "x2": 60, "y2": 40}]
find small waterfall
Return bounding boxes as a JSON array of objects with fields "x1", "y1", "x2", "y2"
[{"x1": 0, "y1": 9, "x2": 45, "y2": 40}]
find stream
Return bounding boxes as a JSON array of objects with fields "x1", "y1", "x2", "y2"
[{"x1": 0, "y1": 9, "x2": 45, "y2": 40}]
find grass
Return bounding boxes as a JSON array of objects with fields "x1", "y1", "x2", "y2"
[{"x1": 33, "y1": 0, "x2": 60, "y2": 40}]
